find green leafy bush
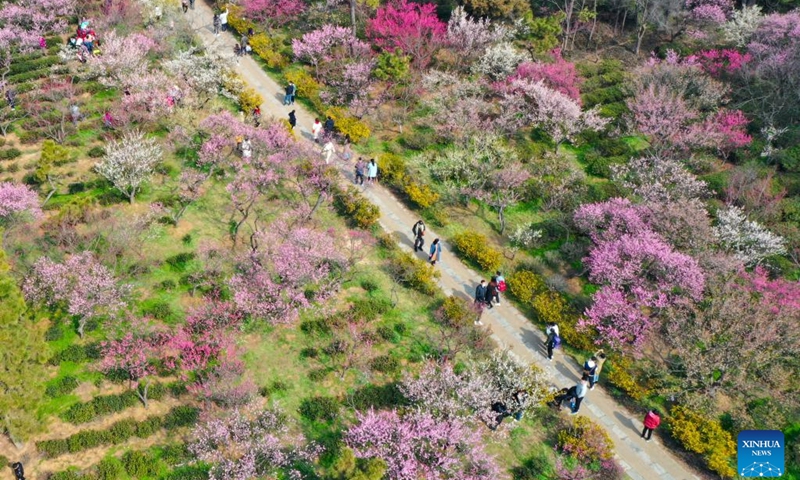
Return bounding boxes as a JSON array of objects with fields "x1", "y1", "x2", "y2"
[
  {"x1": 48, "y1": 470, "x2": 83, "y2": 480},
  {"x1": 162, "y1": 406, "x2": 199, "y2": 429},
  {"x1": 0, "y1": 148, "x2": 22, "y2": 160},
  {"x1": 96, "y1": 457, "x2": 125, "y2": 480},
  {"x1": 376, "y1": 324, "x2": 397, "y2": 342},
  {"x1": 49, "y1": 343, "x2": 101, "y2": 365},
  {"x1": 165, "y1": 252, "x2": 196, "y2": 271},
  {"x1": 299, "y1": 395, "x2": 340, "y2": 421},
  {"x1": 46, "y1": 375, "x2": 80, "y2": 397},
  {"x1": 332, "y1": 185, "x2": 380, "y2": 229},
  {"x1": 60, "y1": 391, "x2": 139, "y2": 424},
  {"x1": 360, "y1": 278, "x2": 379, "y2": 292},
  {"x1": 451, "y1": 231, "x2": 503, "y2": 272},
  {"x1": 163, "y1": 465, "x2": 211, "y2": 480},
  {"x1": 386, "y1": 251, "x2": 440, "y2": 295},
  {"x1": 371, "y1": 354, "x2": 399, "y2": 373},
  {"x1": 87, "y1": 146, "x2": 105, "y2": 158},
  {"x1": 351, "y1": 296, "x2": 392, "y2": 321},
  {"x1": 142, "y1": 300, "x2": 174, "y2": 320},
  {"x1": 122, "y1": 450, "x2": 159, "y2": 478},
  {"x1": 348, "y1": 383, "x2": 408, "y2": 410}
]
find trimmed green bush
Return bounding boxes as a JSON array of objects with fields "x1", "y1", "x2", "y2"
[
  {"x1": 60, "y1": 391, "x2": 139, "y2": 424},
  {"x1": 165, "y1": 252, "x2": 196, "y2": 271},
  {"x1": 122, "y1": 450, "x2": 159, "y2": 478},
  {"x1": 451, "y1": 231, "x2": 503, "y2": 272},
  {"x1": 351, "y1": 296, "x2": 392, "y2": 321},
  {"x1": 371, "y1": 354, "x2": 399, "y2": 373},
  {"x1": 162, "y1": 406, "x2": 199, "y2": 429},
  {"x1": 96, "y1": 457, "x2": 125, "y2": 480},
  {"x1": 49, "y1": 343, "x2": 101, "y2": 365},
  {"x1": 299, "y1": 395, "x2": 340, "y2": 421},
  {"x1": 349, "y1": 383, "x2": 408, "y2": 410},
  {"x1": 45, "y1": 376, "x2": 79, "y2": 397},
  {"x1": 87, "y1": 146, "x2": 105, "y2": 158},
  {"x1": 0, "y1": 148, "x2": 22, "y2": 160}
]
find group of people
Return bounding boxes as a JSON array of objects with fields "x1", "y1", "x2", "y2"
[
  {"x1": 212, "y1": 8, "x2": 228, "y2": 35},
  {"x1": 235, "y1": 28, "x2": 254, "y2": 56},
  {"x1": 410, "y1": 220, "x2": 441, "y2": 266},
  {"x1": 473, "y1": 272, "x2": 506, "y2": 320},
  {"x1": 67, "y1": 20, "x2": 100, "y2": 62},
  {"x1": 354, "y1": 158, "x2": 378, "y2": 185},
  {"x1": 311, "y1": 116, "x2": 335, "y2": 142}
]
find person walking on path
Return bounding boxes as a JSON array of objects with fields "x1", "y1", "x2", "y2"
[
  {"x1": 340, "y1": 136, "x2": 352, "y2": 162},
  {"x1": 289, "y1": 81, "x2": 297, "y2": 104},
  {"x1": 324, "y1": 116, "x2": 335, "y2": 134},
  {"x1": 583, "y1": 357, "x2": 598, "y2": 390},
  {"x1": 212, "y1": 13, "x2": 221, "y2": 35},
  {"x1": 284, "y1": 82, "x2": 295, "y2": 105},
  {"x1": 354, "y1": 158, "x2": 365, "y2": 185},
  {"x1": 103, "y1": 110, "x2": 114, "y2": 129},
  {"x1": 486, "y1": 277, "x2": 498, "y2": 309},
  {"x1": 312, "y1": 118, "x2": 322, "y2": 142},
  {"x1": 367, "y1": 159, "x2": 378, "y2": 184},
  {"x1": 545, "y1": 322, "x2": 560, "y2": 361},
  {"x1": 412, "y1": 220, "x2": 425, "y2": 251},
  {"x1": 189, "y1": 0, "x2": 195, "y2": 9},
  {"x1": 568, "y1": 377, "x2": 589, "y2": 414},
  {"x1": 475, "y1": 280, "x2": 487, "y2": 307},
  {"x1": 593, "y1": 350, "x2": 607, "y2": 388},
  {"x1": 429, "y1": 238, "x2": 442, "y2": 265},
  {"x1": 495, "y1": 271, "x2": 506, "y2": 304},
  {"x1": 641, "y1": 409, "x2": 661, "y2": 442},
  {"x1": 288, "y1": 110, "x2": 296, "y2": 130},
  {"x1": 182, "y1": 0, "x2": 188, "y2": 13},
  {"x1": 322, "y1": 139, "x2": 335, "y2": 164},
  {"x1": 219, "y1": 7, "x2": 229, "y2": 31}
]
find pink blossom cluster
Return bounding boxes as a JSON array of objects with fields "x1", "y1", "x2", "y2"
[
  {"x1": 99, "y1": 331, "x2": 157, "y2": 387},
  {"x1": 507, "y1": 49, "x2": 582, "y2": 102},
  {"x1": 229, "y1": 226, "x2": 348, "y2": 324},
  {"x1": 0, "y1": 182, "x2": 43, "y2": 225},
  {"x1": 575, "y1": 199, "x2": 705, "y2": 352},
  {"x1": 292, "y1": 24, "x2": 372, "y2": 68},
  {"x1": 345, "y1": 409, "x2": 501, "y2": 480},
  {"x1": 685, "y1": 0, "x2": 733, "y2": 23},
  {"x1": 243, "y1": 0, "x2": 306, "y2": 26},
  {"x1": 737, "y1": 266, "x2": 800, "y2": 315},
  {"x1": 695, "y1": 49, "x2": 752, "y2": 76},
  {"x1": 190, "y1": 406, "x2": 312, "y2": 480},
  {"x1": 23, "y1": 251, "x2": 128, "y2": 337}
]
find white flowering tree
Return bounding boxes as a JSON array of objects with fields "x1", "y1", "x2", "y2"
[
  {"x1": 714, "y1": 206, "x2": 786, "y2": 266},
  {"x1": 721, "y1": 5, "x2": 763, "y2": 47},
  {"x1": 95, "y1": 130, "x2": 163, "y2": 203},
  {"x1": 164, "y1": 49, "x2": 236, "y2": 107},
  {"x1": 471, "y1": 42, "x2": 530, "y2": 80},
  {"x1": 447, "y1": 7, "x2": 507, "y2": 59}
]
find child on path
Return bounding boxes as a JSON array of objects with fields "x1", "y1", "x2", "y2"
[
  {"x1": 429, "y1": 238, "x2": 442, "y2": 265},
  {"x1": 354, "y1": 159, "x2": 365, "y2": 185},
  {"x1": 312, "y1": 118, "x2": 322, "y2": 142},
  {"x1": 288, "y1": 110, "x2": 296, "y2": 129},
  {"x1": 641, "y1": 409, "x2": 661, "y2": 442}
]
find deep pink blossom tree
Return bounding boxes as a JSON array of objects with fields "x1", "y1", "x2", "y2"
[
  {"x1": 99, "y1": 328, "x2": 161, "y2": 407},
  {"x1": 367, "y1": 0, "x2": 446, "y2": 68},
  {"x1": 508, "y1": 49, "x2": 582, "y2": 102},
  {"x1": 573, "y1": 198, "x2": 650, "y2": 245},
  {"x1": 695, "y1": 49, "x2": 752, "y2": 76},
  {"x1": 0, "y1": 182, "x2": 42, "y2": 227},
  {"x1": 345, "y1": 409, "x2": 501, "y2": 480},
  {"x1": 242, "y1": 0, "x2": 306, "y2": 30},
  {"x1": 23, "y1": 251, "x2": 128, "y2": 338}
]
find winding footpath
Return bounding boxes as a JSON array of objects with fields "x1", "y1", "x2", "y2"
[{"x1": 185, "y1": 6, "x2": 703, "y2": 479}]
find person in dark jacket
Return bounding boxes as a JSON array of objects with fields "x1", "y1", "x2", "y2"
[
  {"x1": 284, "y1": 83, "x2": 295, "y2": 105},
  {"x1": 475, "y1": 280, "x2": 487, "y2": 305},
  {"x1": 641, "y1": 409, "x2": 661, "y2": 441},
  {"x1": 412, "y1": 220, "x2": 425, "y2": 252},
  {"x1": 288, "y1": 110, "x2": 296, "y2": 129},
  {"x1": 324, "y1": 116, "x2": 334, "y2": 133},
  {"x1": 486, "y1": 277, "x2": 498, "y2": 309}
]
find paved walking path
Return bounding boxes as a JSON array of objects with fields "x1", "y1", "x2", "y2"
[{"x1": 186, "y1": 6, "x2": 704, "y2": 479}]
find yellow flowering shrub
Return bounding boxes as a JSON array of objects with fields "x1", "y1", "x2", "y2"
[
  {"x1": 332, "y1": 185, "x2": 380, "y2": 229},
  {"x1": 669, "y1": 406, "x2": 736, "y2": 478},
  {"x1": 605, "y1": 356, "x2": 647, "y2": 400},
  {"x1": 451, "y1": 231, "x2": 503, "y2": 273},
  {"x1": 557, "y1": 416, "x2": 615, "y2": 463},
  {"x1": 249, "y1": 34, "x2": 288, "y2": 68},
  {"x1": 238, "y1": 87, "x2": 263, "y2": 114},
  {"x1": 284, "y1": 69, "x2": 320, "y2": 99},
  {"x1": 378, "y1": 153, "x2": 407, "y2": 185},
  {"x1": 403, "y1": 182, "x2": 439, "y2": 210},
  {"x1": 507, "y1": 270, "x2": 546, "y2": 305},
  {"x1": 325, "y1": 107, "x2": 371, "y2": 143},
  {"x1": 226, "y1": 5, "x2": 255, "y2": 34},
  {"x1": 387, "y1": 251, "x2": 440, "y2": 295}
]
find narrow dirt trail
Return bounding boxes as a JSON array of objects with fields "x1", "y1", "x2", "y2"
[{"x1": 186, "y1": 6, "x2": 704, "y2": 479}]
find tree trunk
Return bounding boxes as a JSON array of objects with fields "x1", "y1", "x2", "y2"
[
  {"x1": 498, "y1": 206, "x2": 507, "y2": 235},
  {"x1": 636, "y1": 24, "x2": 646, "y2": 55},
  {"x1": 350, "y1": 0, "x2": 357, "y2": 36},
  {"x1": 136, "y1": 381, "x2": 150, "y2": 408},
  {"x1": 77, "y1": 317, "x2": 86, "y2": 339}
]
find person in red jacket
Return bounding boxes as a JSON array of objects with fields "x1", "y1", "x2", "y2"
[{"x1": 642, "y1": 409, "x2": 661, "y2": 442}]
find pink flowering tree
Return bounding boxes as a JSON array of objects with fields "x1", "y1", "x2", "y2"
[
  {"x1": 508, "y1": 49, "x2": 582, "y2": 102},
  {"x1": 685, "y1": 0, "x2": 733, "y2": 24},
  {"x1": 498, "y1": 79, "x2": 608, "y2": 149},
  {"x1": 23, "y1": 251, "x2": 128, "y2": 338},
  {"x1": 190, "y1": 406, "x2": 316, "y2": 480},
  {"x1": 575, "y1": 200, "x2": 706, "y2": 352},
  {"x1": 292, "y1": 24, "x2": 372, "y2": 77},
  {"x1": 88, "y1": 31, "x2": 158, "y2": 88},
  {"x1": 229, "y1": 225, "x2": 348, "y2": 325},
  {"x1": 345, "y1": 409, "x2": 501, "y2": 480},
  {"x1": 242, "y1": 0, "x2": 305, "y2": 30},
  {"x1": 99, "y1": 328, "x2": 162, "y2": 407},
  {"x1": 189, "y1": 356, "x2": 257, "y2": 407},
  {"x1": 695, "y1": 49, "x2": 751, "y2": 76},
  {"x1": 445, "y1": 6, "x2": 507, "y2": 60},
  {"x1": 367, "y1": 0, "x2": 446, "y2": 68},
  {"x1": 0, "y1": 182, "x2": 42, "y2": 228}
]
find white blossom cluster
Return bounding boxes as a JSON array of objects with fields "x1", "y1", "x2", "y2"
[
  {"x1": 471, "y1": 42, "x2": 530, "y2": 80},
  {"x1": 714, "y1": 205, "x2": 786, "y2": 265}
]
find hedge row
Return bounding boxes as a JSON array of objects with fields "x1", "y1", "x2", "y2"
[
  {"x1": 451, "y1": 231, "x2": 503, "y2": 273},
  {"x1": 37, "y1": 406, "x2": 199, "y2": 458},
  {"x1": 8, "y1": 55, "x2": 60, "y2": 76},
  {"x1": 49, "y1": 343, "x2": 101, "y2": 365},
  {"x1": 45, "y1": 376, "x2": 80, "y2": 398},
  {"x1": 60, "y1": 382, "x2": 182, "y2": 423},
  {"x1": 47, "y1": 444, "x2": 210, "y2": 480}
]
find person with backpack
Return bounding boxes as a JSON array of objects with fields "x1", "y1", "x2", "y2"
[
  {"x1": 324, "y1": 116, "x2": 335, "y2": 133},
  {"x1": 412, "y1": 220, "x2": 425, "y2": 238},
  {"x1": 284, "y1": 82, "x2": 295, "y2": 105},
  {"x1": 545, "y1": 322, "x2": 560, "y2": 361},
  {"x1": 495, "y1": 271, "x2": 506, "y2": 304},
  {"x1": 583, "y1": 357, "x2": 598, "y2": 390},
  {"x1": 641, "y1": 409, "x2": 661, "y2": 442}
]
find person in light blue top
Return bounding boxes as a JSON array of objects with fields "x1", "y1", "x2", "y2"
[{"x1": 429, "y1": 238, "x2": 442, "y2": 265}]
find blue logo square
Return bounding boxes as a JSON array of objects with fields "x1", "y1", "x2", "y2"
[{"x1": 738, "y1": 430, "x2": 784, "y2": 477}]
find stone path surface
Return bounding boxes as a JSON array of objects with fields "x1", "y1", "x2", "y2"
[{"x1": 186, "y1": 6, "x2": 704, "y2": 479}]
